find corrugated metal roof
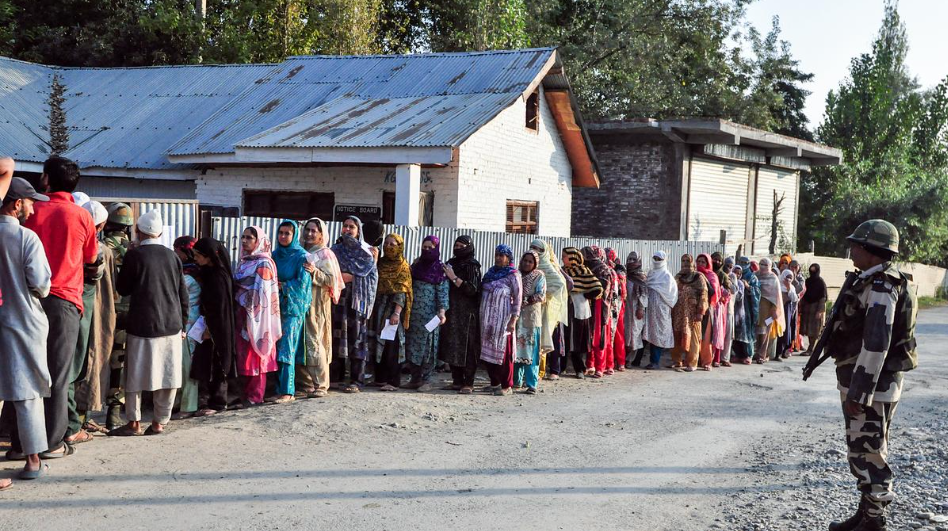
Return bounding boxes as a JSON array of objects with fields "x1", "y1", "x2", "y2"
[
  {"x1": 0, "y1": 57, "x2": 53, "y2": 163},
  {"x1": 0, "y1": 48, "x2": 559, "y2": 169},
  {"x1": 58, "y1": 63, "x2": 271, "y2": 169},
  {"x1": 237, "y1": 93, "x2": 515, "y2": 148},
  {"x1": 169, "y1": 48, "x2": 555, "y2": 156}
]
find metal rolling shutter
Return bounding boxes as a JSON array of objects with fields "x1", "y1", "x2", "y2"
[
  {"x1": 754, "y1": 166, "x2": 799, "y2": 254},
  {"x1": 688, "y1": 157, "x2": 749, "y2": 255}
]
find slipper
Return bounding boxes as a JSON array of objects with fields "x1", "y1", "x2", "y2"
[
  {"x1": 380, "y1": 384, "x2": 398, "y2": 392},
  {"x1": 82, "y1": 420, "x2": 109, "y2": 435},
  {"x1": 39, "y1": 444, "x2": 75, "y2": 459},
  {"x1": 107, "y1": 425, "x2": 144, "y2": 437},
  {"x1": 307, "y1": 390, "x2": 328, "y2": 399},
  {"x1": 273, "y1": 396, "x2": 295, "y2": 404},
  {"x1": 343, "y1": 385, "x2": 361, "y2": 394},
  {"x1": 65, "y1": 430, "x2": 94, "y2": 445},
  {"x1": 170, "y1": 412, "x2": 194, "y2": 421},
  {"x1": 143, "y1": 425, "x2": 165, "y2": 436},
  {"x1": 18, "y1": 463, "x2": 48, "y2": 480},
  {"x1": 5, "y1": 450, "x2": 26, "y2": 461},
  {"x1": 194, "y1": 408, "x2": 218, "y2": 417},
  {"x1": 458, "y1": 387, "x2": 473, "y2": 395},
  {"x1": 0, "y1": 479, "x2": 12, "y2": 491}
]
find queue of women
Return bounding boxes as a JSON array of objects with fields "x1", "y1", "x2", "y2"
[{"x1": 168, "y1": 216, "x2": 830, "y2": 418}]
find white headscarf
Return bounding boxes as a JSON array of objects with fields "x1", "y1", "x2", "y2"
[{"x1": 646, "y1": 251, "x2": 678, "y2": 307}]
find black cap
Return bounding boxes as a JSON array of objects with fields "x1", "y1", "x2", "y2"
[{"x1": 6, "y1": 177, "x2": 49, "y2": 202}]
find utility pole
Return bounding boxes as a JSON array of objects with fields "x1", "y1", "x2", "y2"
[{"x1": 196, "y1": 0, "x2": 207, "y2": 63}]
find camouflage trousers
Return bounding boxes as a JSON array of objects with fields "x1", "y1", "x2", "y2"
[{"x1": 841, "y1": 393, "x2": 899, "y2": 518}]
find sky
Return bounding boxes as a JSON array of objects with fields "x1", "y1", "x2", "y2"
[{"x1": 744, "y1": 0, "x2": 948, "y2": 129}]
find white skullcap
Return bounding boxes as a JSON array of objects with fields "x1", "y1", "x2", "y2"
[
  {"x1": 72, "y1": 192, "x2": 91, "y2": 207},
  {"x1": 137, "y1": 209, "x2": 163, "y2": 236},
  {"x1": 83, "y1": 200, "x2": 108, "y2": 226}
]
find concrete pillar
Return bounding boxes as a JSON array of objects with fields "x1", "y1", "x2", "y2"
[{"x1": 394, "y1": 163, "x2": 420, "y2": 227}]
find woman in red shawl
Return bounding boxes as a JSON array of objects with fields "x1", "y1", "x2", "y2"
[
  {"x1": 581, "y1": 246, "x2": 618, "y2": 378},
  {"x1": 605, "y1": 248, "x2": 627, "y2": 373},
  {"x1": 695, "y1": 253, "x2": 721, "y2": 371}
]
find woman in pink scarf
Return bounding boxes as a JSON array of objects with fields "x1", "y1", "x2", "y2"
[
  {"x1": 696, "y1": 253, "x2": 722, "y2": 370},
  {"x1": 234, "y1": 226, "x2": 282, "y2": 405}
]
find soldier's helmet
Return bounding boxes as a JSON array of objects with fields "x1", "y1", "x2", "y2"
[
  {"x1": 106, "y1": 202, "x2": 133, "y2": 227},
  {"x1": 846, "y1": 219, "x2": 899, "y2": 254}
]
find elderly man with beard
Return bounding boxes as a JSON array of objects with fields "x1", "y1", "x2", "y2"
[{"x1": 0, "y1": 178, "x2": 53, "y2": 487}]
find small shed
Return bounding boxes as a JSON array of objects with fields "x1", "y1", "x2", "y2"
[{"x1": 573, "y1": 119, "x2": 842, "y2": 255}]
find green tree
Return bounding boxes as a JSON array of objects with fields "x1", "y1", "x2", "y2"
[
  {"x1": 801, "y1": 1, "x2": 948, "y2": 264},
  {"x1": 426, "y1": 0, "x2": 531, "y2": 52}
]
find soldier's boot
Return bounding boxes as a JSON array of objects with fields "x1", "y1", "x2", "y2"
[
  {"x1": 106, "y1": 404, "x2": 123, "y2": 431},
  {"x1": 829, "y1": 498, "x2": 867, "y2": 531},
  {"x1": 853, "y1": 515, "x2": 886, "y2": 531}
]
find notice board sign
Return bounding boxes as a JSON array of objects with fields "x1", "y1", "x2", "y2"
[{"x1": 333, "y1": 204, "x2": 381, "y2": 223}]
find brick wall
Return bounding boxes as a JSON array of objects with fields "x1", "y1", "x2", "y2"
[
  {"x1": 573, "y1": 136, "x2": 682, "y2": 240},
  {"x1": 195, "y1": 163, "x2": 460, "y2": 226},
  {"x1": 456, "y1": 85, "x2": 574, "y2": 237}
]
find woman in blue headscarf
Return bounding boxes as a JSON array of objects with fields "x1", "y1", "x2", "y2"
[
  {"x1": 733, "y1": 256, "x2": 760, "y2": 364},
  {"x1": 273, "y1": 220, "x2": 312, "y2": 403},
  {"x1": 479, "y1": 244, "x2": 522, "y2": 396}
]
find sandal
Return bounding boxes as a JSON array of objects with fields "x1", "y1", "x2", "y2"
[
  {"x1": 458, "y1": 386, "x2": 473, "y2": 395},
  {"x1": 592, "y1": 372, "x2": 603, "y2": 379},
  {"x1": 170, "y1": 411, "x2": 194, "y2": 421},
  {"x1": 721, "y1": 361, "x2": 732, "y2": 367},
  {"x1": 344, "y1": 385, "x2": 361, "y2": 394},
  {"x1": 82, "y1": 420, "x2": 109, "y2": 434},
  {"x1": 525, "y1": 387, "x2": 537, "y2": 395},
  {"x1": 39, "y1": 443, "x2": 75, "y2": 459},
  {"x1": 5, "y1": 450, "x2": 25, "y2": 461},
  {"x1": 194, "y1": 408, "x2": 218, "y2": 417},
  {"x1": 18, "y1": 463, "x2": 49, "y2": 480},
  {"x1": 107, "y1": 425, "x2": 144, "y2": 437},
  {"x1": 712, "y1": 362, "x2": 720, "y2": 368},
  {"x1": 548, "y1": 374, "x2": 559, "y2": 380},
  {"x1": 380, "y1": 384, "x2": 398, "y2": 392},
  {"x1": 0, "y1": 478, "x2": 12, "y2": 491},
  {"x1": 604, "y1": 369, "x2": 614, "y2": 376},
  {"x1": 701, "y1": 365, "x2": 712, "y2": 371},
  {"x1": 307, "y1": 390, "x2": 328, "y2": 398},
  {"x1": 143, "y1": 425, "x2": 165, "y2": 436},
  {"x1": 273, "y1": 395, "x2": 295, "y2": 404},
  {"x1": 65, "y1": 430, "x2": 94, "y2": 445},
  {"x1": 741, "y1": 358, "x2": 752, "y2": 365}
]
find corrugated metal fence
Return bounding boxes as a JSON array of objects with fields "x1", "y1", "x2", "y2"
[{"x1": 211, "y1": 216, "x2": 724, "y2": 268}]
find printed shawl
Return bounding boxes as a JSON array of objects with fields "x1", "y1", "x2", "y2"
[
  {"x1": 331, "y1": 216, "x2": 379, "y2": 317},
  {"x1": 234, "y1": 226, "x2": 282, "y2": 358},
  {"x1": 531, "y1": 239, "x2": 568, "y2": 353},
  {"x1": 303, "y1": 218, "x2": 344, "y2": 304},
  {"x1": 482, "y1": 244, "x2": 517, "y2": 284}
]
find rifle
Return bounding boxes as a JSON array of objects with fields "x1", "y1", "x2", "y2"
[{"x1": 802, "y1": 271, "x2": 859, "y2": 381}]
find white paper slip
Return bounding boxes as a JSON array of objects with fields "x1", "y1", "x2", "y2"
[
  {"x1": 425, "y1": 316, "x2": 442, "y2": 332},
  {"x1": 765, "y1": 317, "x2": 774, "y2": 327},
  {"x1": 306, "y1": 252, "x2": 317, "y2": 265},
  {"x1": 187, "y1": 316, "x2": 207, "y2": 344},
  {"x1": 380, "y1": 322, "x2": 398, "y2": 341}
]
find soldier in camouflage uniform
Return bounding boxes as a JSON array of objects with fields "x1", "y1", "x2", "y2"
[
  {"x1": 103, "y1": 203, "x2": 133, "y2": 430},
  {"x1": 827, "y1": 220, "x2": 918, "y2": 531}
]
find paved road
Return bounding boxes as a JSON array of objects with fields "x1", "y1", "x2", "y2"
[{"x1": 2, "y1": 308, "x2": 945, "y2": 530}]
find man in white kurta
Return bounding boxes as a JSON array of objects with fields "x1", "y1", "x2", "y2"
[{"x1": 0, "y1": 178, "x2": 52, "y2": 484}]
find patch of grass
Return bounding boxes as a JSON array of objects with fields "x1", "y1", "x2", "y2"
[{"x1": 918, "y1": 296, "x2": 948, "y2": 310}]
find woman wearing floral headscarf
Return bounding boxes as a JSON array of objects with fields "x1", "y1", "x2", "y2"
[
  {"x1": 479, "y1": 244, "x2": 522, "y2": 396},
  {"x1": 371, "y1": 233, "x2": 412, "y2": 392},
  {"x1": 514, "y1": 250, "x2": 546, "y2": 394},
  {"x1": 233, "y1": 226, "x2": 282, "y2": 406},
  {"x1": 298, "y1": 218, "x2": 343, "y2": 398},
  {"x1": 405, "y1": 235, "x2": 449, "y2": 391}
]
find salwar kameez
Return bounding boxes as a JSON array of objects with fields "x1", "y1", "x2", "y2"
[
  {"x1": 406, "y1": 281, "x2": 449, "y2": 384},
  {"x1": 297, "y1": 241, "x2": 340, "y2": 395},
  {"x1": 372, "y1": 292, "x2": 407, "y2": 387},
  {"x1": 179, "y1": 274, "x2": 201, "y2": 413},
  {"x1": 479, "y1": 269, "x2": 522, "y2": 390},
  {"x1": 331, "y1": 285, "x2": 371, "y2": 388},
  {"x1": 514, "y1": 270, "x2": 545, "y2": 390}
]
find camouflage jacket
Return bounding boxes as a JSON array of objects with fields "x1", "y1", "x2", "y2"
[
  {"x1": 104, "y1": 231, "x2": 130, "y2": 314},
  {"x1": 830, "y1": 262, "x2": 903, "y2": 405}
]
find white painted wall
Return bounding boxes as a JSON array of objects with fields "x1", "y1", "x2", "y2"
[
  {"x1": 193, "y1": 86, "x2": 574, "y2": 235},
  {"x1": 195, "y1": 163, "x2": 460, "y2": 226},
  {"x1": 455, "y1": 85, "x2": 574, "y2": 237}
]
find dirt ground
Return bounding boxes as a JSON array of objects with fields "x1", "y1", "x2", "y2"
[{"x1": 2, "y1": 308, "x2": 946, "y2": 531}]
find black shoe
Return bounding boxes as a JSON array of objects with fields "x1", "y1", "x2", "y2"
[
  {"x1": 853, "y1": 516, "x2": 886, "y2": 531},
  {"x1": 829, "y1": 499, "x2": 866, "y2": 531}
]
